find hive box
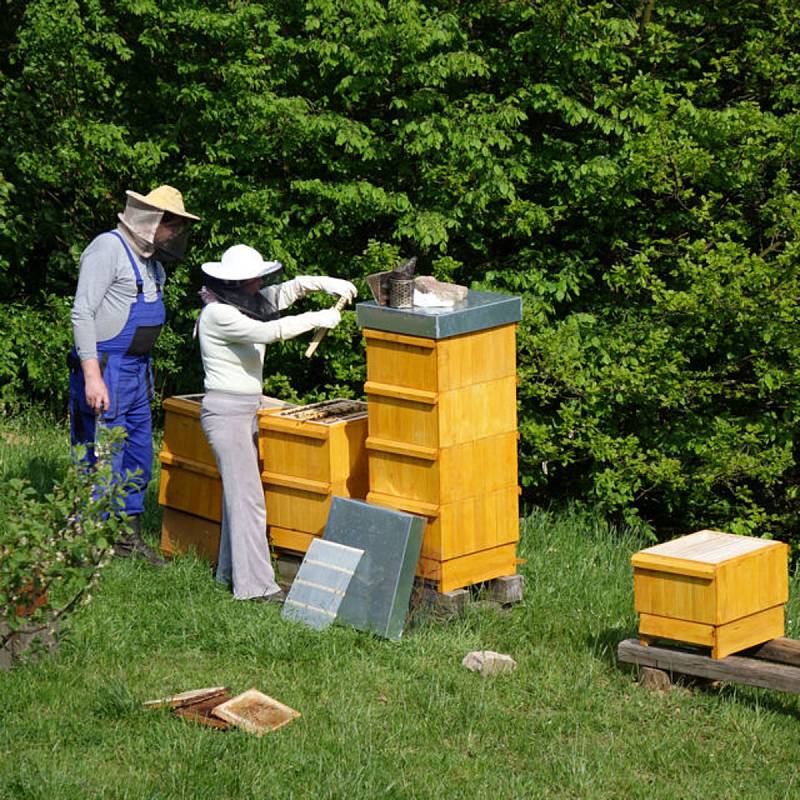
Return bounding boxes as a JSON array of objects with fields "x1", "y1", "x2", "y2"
[
  {"x1": 158, "y1": 394, "x2": 291, "y2": 559},
  {"x1": 160, "y1": 507, "x2": 221, "y2": 562},
  {"x1": 259, "y1": 399, "x2": 369, "y2": 552},
  {"x1": 632, "y1": 530, "x2": 788, "y2": 659},
  {"x1": 158, "y1": 394, "x2": 291, "y2": 523}
]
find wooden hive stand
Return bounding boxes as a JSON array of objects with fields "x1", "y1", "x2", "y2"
[
  {"x1": 632, "y1": 530, "x2": 788, "y2": 660},
  {"x1": 618, "y1": 637, "x2": 800, "y2": 696}
]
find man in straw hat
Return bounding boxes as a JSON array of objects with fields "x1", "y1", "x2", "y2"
[{"x1": 69, "y1": 185, "x2": 200, "y2": 564}]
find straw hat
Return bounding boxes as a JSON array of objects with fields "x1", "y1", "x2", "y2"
[
  {"x1": 125, "y1": 185, "x2": 200, "y2": 220},
  {"x1": 201, "y1": 244, "x2": 282, "y2": 281}
]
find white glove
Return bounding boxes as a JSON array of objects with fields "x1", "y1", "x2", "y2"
[
  {"x1": 310, "y1": 308, "x2": 341, "y2": 329},
  {"x1": 296, "y1": 275, "x2": 358, "y2": 302}
]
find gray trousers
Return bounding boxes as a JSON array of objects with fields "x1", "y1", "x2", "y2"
[{"x1": 200, "y1": 390, "x2": 281, "y2": 599}]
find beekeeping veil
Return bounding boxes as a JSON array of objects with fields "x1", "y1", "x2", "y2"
[{"x1": 117, "y1": 185, "x2": 200, "y2": 262}]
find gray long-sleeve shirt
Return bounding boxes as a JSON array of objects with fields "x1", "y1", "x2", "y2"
[{"x1": 71, "y1": 227, "x2": 166, "y2": 360}]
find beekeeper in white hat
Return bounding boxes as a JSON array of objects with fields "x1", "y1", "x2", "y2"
[
  {"x1": 196, "y1": 244, "x2": 357, "y2": 602},
  {"x1": 69, "y1": 185, "x2": 200, "y2": 565}
]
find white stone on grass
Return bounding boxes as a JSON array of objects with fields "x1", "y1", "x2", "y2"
[{"x1": 462, "y1": 650, "x2": 517, "y2": 676}]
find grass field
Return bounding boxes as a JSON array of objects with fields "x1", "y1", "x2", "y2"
[{"x1": 2, "y1": 412, "x2": 800, "y2": 800}]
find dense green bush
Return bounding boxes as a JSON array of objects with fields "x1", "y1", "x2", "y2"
[{"x1": 1, "y1": 1, "x2": 798, "y2": 539}]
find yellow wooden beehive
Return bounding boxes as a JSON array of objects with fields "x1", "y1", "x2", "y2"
[
  {"x1": 259, "y1": 399, "x2": 369, "y2": 553},
  {"x1": 157, "y1": 394, "x2": 290, "y2": 559},
  {"x1": 632, "y1": 530, "x2": 789, "y2": 659},
  {"x1": 160, "y1": 507, "x2": 221, "y2": 562},
  {"x1": 361, "y1": 320, "x2": 520, "y2": 593}
]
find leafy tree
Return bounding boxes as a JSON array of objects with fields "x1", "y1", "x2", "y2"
[{"x1": 1, "y1": 0, "x2": 798, "y2": 540}]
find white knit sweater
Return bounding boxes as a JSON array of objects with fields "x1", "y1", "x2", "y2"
[{"x1": 198, "y1": 278, "x2": 328, "y2": 395}]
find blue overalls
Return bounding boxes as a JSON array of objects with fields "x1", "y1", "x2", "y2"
[{"x1": 69, "y1": 231, "x2": 165, "y2": 517}]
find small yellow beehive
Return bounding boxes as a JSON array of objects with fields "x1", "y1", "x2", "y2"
[
  {"x1": 632, "y1": 530, "x2": 788, "y2": 659},
  {"x1": 158, "y1": 394, "x2": 290, "y2": 558},
  {"x1": 259, "y1": 399, "x2": 369, "y2": 553}
]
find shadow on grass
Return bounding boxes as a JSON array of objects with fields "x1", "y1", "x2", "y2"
[
  {"x1": 586, "y1": 625, "x2": 638, "y2": 669},
  {"x1": 6, "y1": 454, "x2": 69, "y2": 494},
  {"x1": 712, "y1": 681, "x2": 800, "y2": 720}
]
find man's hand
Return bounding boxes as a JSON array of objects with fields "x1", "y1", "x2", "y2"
[{"x1": 81, "y1": 358, "x2": 109, "y2": 413}]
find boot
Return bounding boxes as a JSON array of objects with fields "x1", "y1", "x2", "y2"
[{"x1": 115, "y1": 516, "x2": 167, "y2": 567}]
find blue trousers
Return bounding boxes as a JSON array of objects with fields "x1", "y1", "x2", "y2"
[{"x1": 69, "y1": 357, "x2": 153, "y2": 516}]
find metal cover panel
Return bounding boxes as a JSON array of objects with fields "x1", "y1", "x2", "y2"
[
  {"x1": 355, "y1": 290, "x2": 522, "y2": 339},
  {"x1": 281, "y1": 539, "x2": 364, "y2": 631},
  {"x1": 323, "y1": 497, "x2": 425, "y2": 640}
]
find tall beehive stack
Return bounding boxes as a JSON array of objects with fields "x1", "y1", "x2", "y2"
[
  {"x1": 357, "y1": 291, "x2": 523, "y2": 593},
  {"x1": 259, "y1": 400, "x2": 369, "y2": 554},
  {"x1": 157, "y1": 394, "x2": 291, "y2": 560}
]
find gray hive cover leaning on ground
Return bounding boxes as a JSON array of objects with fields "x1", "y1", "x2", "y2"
[
  {"x1": 322, "y1": 497, "x2": 425, "y2": 640},
  {"x1": 281, "y1": 538, "x2": 364, "y2": 630}
]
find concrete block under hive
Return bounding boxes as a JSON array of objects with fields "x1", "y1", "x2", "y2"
[
  {"x1": 259, "y1": 399, "x2": 369, "y2": 553},
  {"x1": 158, "y1": 394, "x2": 290, "y2": 559},
  {"x1": 632, "y1": 530, "x2": 789, "y2": 659}
]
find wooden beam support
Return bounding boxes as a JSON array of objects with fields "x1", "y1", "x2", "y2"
[
  {"x1": 618, "y1": 638, "x2": 800, "y2": 695},
  {"x1": 745, "y1": 637, "x2": 800, "y2": 668}
]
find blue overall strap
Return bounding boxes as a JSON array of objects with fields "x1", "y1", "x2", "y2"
[{"x1": 108, "y1": 230, "x2": 162, "y2": 293}]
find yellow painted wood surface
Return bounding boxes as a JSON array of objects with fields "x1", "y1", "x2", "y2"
[
  {"x1": 417, "y1": 544, "x2": 518, "y2": 594},
  {"x1": 638, "y1": 613, "x2": 716, "y2": 647},
  {"x1": 263, "y1": 479, "x2": 355, "y2": 536},
  {"x1": 362, "y1": 323, "x2": 520, "y2": 592},
  {"x1": 368, "y1": 486, "x2": 519, "y2": 560},
  {"x1": 716, "y1": 547, "x2": 789, "y2": 625},
  {"x1": 367, "y1": 431, "x2": 518, "y2": 506},
  {"x1": 162, "y1": 395, "x2": 217, "y2": 468},
  {"x1": 633, "y1": 530, "x2": 788, "y2": 657},
  {"x1": 713, "y1": 604, "x2": 785, "y2": 659},
  {"x1": 260, "y1": 411, "x2": 369, "y2": 489},
  {"x1": 162, "y1": 394, "x2": 290, "y2": 469},
  {"x1": 159, "y1": 507, "x2": 221, "y2": 562},
  {"x1": 366, "y1": 375, "x2": 517, "y2": 450},
  {"x1": 158, "y1": 454, "x2": 223, "y2": 523},
  {"x1": 268, "y1": 526, "x2": 315, "y2": 553},
  {"x1": 160, "y1": 395, "x2": 368, "y2": 540},
  {"x1": 633, "y1": 532, "x2": 788, "y2": 625},
  {"x1": 159, "y1": 393, "x2": 291, "y2": 525},
  {"x1": 639, "y1": 605, "x2": 785, "y2": 659},
  {"x1": 259, "y1": 406, "x2": 369, "y2": 535},
  {"x1": 363, "y1": 325, "x2": 517, "y2": 393}
]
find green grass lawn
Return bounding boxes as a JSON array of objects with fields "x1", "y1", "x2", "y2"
[{"x1": 2, "y1": 413, "x2": 800, "y2": 799}]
